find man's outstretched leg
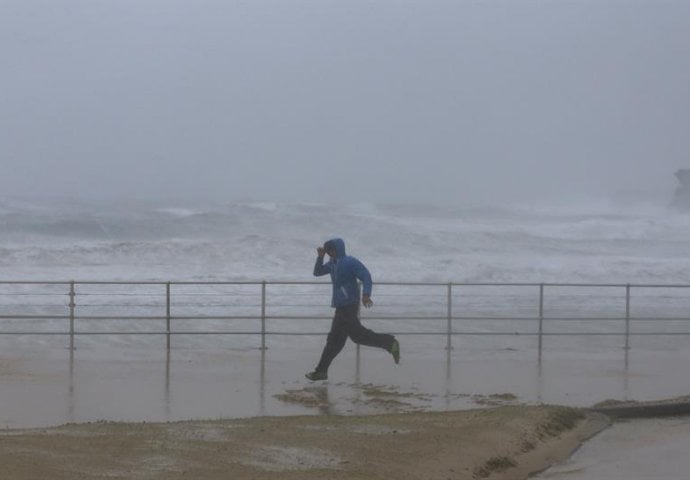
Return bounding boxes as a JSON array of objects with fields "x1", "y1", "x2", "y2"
[{"x1": 347, "y1": 315, "x2": 400, "y2": 364}]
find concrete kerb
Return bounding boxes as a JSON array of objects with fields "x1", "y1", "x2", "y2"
[{"x1": 589, "y1": 396, "x2": 690, "y2": 420}]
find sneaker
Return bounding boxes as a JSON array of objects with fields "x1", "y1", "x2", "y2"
[
  {"x1": 389, "y1": 339, "x2": 400, "y2": 364},
  {"x1": 305, "y1": 370, "x2": 328, "y2": 381}
]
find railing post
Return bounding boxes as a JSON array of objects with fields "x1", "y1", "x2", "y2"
[
  {"x1": 166, "y1": 282, "x2": 171, "y2": 351},
  {"x1": 69, "y1": 281, "x2": 75, "y2": 351},
  {"x1": 625, "y1": 283, "x2": 631, "y2": 350},
  {"x1": 538, "y1": 283, "x2": 544, "y2": 358},
  {"x1": 446, "y1": 283, "x2": 453, "y2": 351},
  {"x1": 261, "y1": 281, "x2": 267, "y2": 350}
]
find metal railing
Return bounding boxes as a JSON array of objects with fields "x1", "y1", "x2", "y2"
[{"x1": 1, "y1": 281, "x2": 690, "y2": 354}]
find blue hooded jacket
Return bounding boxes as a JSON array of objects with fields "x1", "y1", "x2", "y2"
[{"x1": 313, "y1": 238, "x2": 372, "y2": 308}]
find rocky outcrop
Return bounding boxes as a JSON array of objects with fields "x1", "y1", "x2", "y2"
[{"x1": 671, "y1": 169, "x2": 690, "y2": 210}]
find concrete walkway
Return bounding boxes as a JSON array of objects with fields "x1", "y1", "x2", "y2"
[
  {"x1": 2, "y1": 337, "x2": 690, "y2": 428},
  {"x1": 535, "y1": 416, "x2": 690, "y2": 480}
]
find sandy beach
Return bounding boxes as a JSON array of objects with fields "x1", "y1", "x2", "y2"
[{"x1": 0, "y1": 406, "x2": 608, "y2": 480}]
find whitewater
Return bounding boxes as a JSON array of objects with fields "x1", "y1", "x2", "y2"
[{"x1": 2, "y1": 196, "x2": 690, "y2": 284}]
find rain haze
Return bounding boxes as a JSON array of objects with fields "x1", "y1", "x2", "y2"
[
  {"x1": 2, "y1": 0, "x2": 690, "y2": 206},
  {"x1": 6, "y1": 5, "x2": 690, "y2": 476}
]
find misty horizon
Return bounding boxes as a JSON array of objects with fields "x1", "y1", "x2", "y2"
[{"x1": 2, "y1": 1, "x2": 689, "y2": 207}]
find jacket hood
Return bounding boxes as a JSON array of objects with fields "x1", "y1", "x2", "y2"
[{"x1": 325, "y1": 238, "x2": 346, "y2": 258}]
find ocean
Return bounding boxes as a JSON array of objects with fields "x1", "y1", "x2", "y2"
[{"x1": 2, "y1": 196, "x2": 689, "y2": 284}]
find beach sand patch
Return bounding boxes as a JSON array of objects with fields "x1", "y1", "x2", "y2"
[{"x1": 0, "y1": 406, "x2": 609, "y2": 480}]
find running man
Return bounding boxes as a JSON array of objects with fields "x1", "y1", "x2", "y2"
[{"x1": 306, "y1": 238, "x2": 400, "y2": 381}]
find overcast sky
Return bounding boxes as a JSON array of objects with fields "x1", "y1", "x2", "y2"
[{"x1": 2, "y1": 0, "x2": 689, "y2": 206}]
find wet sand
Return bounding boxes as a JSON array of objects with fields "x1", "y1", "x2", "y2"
[{"x1": 0, "y1": 406, "x2": 608, "y2": 480}]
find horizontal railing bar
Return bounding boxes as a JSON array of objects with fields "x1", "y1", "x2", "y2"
[
  {"x1": 0, "y1": 316, "x2": 263, "y2": 321},
  {"x1": 74, "y1": 317, "x2": 170, "y2": 321},
  {"x1": 261, "y1": 331, "x2": 640, "y2": 336},
  {"x1": 171, "y1": 293, "x2": 285, "y2": 297},
  {"x1": 76, "y1": 294, "x2": 167, "y2": 297},
  {"x1": 0, "y1": 332, "x2": 264, "y2": 335},
  {"x1": 0, "y1": 331, "x2": 261, "y2": 336},
  {"x1": 1, "y1": 330, "x2": 689, "y2": 336},
  {"x1": 451, "y1": 316, "x2": 690, "y2": 321},
  {"x1": 3, "y1": 280, "x2": 690, "y2": 287},
  {"x1": 0, "y1": 332, "x2": 71, "y2": 335},
  {"x1": 76, "y1": 305, "x2": 167, "y2": 308},
  {"x1": 451, "y1": 331, "x2": 690, "y2": 336},
  {"x1": 69, "y1": 308, "x2": 255, "y2": 311},
  {"x1": 446, "y1": 316, "x2": 622, "y2": 321},
  {"x1": 0, "y1": 304, "x2": 68, "y2": 307},
  {"x1": 629, "y1": 317, "x2": 690, "y2": 321},
  {"x1": 74, "y1": 316, "x2": 260, "y2": 321},
  {"x1": 2, "y1": 315, "x2": 690, "y2": 322},
  {"x1": 78, "y1": 292, "x2": 254, "y2": 295},
  {"x1": 0, "y1": 293, "x2": 68, "y2": 296},
  {"x1": 263, "y1": 315, "x2": 447, "y2": 320},
  {"x1": 0, "y1": 331, "x2": 267, "y2": 336},
  {"x1": 79, "y1": 331, "x2": 264, "y2": 335}
]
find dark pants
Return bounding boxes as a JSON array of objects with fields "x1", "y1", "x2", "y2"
[{"x1": 315, "y1": 303, "x2": 395, "y2": 373}]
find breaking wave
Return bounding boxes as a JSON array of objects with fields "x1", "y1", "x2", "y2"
[{"x1": 1, "y1": 197, "x2": 689, "y2": 284}]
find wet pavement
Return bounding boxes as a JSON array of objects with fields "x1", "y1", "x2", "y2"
[
  {"x1": 535, "y1": 416, "x2": 690, "y2": 480},
  {"x1": 2, "y1": 336, "x2": 690, "y2": 428}
]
